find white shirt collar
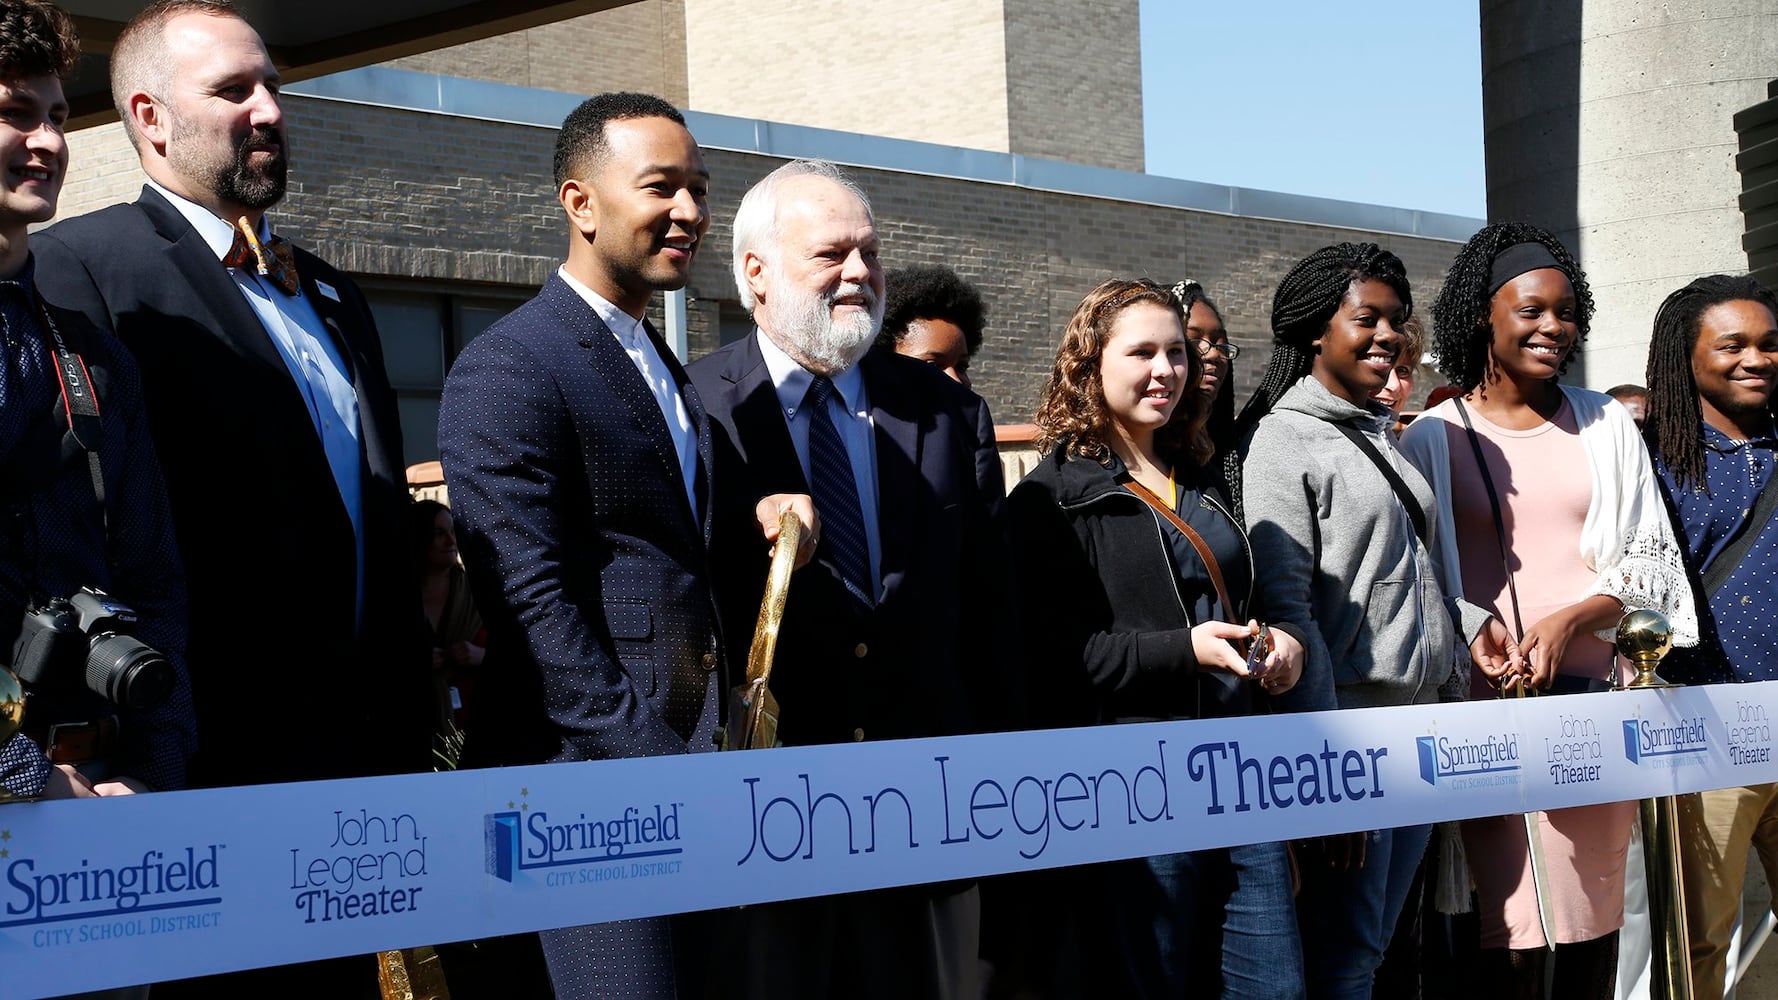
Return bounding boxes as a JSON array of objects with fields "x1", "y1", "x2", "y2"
[
  {"x1": 755, "y1": 327, "x2": 866, "y2": 418},
  {"x1": 556, "y1": 266, "x2": 647, "y2": 344},
  {"x1": 146, "y1": 177, "x2": 275, "y2": 262}
]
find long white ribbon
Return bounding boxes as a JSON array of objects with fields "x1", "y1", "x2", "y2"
[{"x1": 7, "y1": 681, "x2": 1774, "y2": 996}]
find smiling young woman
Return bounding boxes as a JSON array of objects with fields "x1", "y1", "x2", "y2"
[
  {"x1": 1398, "y1": 222, "x2": 1697, "y2": 999},
  {"x1": 1008, "y1": 277, "x2": 1309, "y2": 998},
  {"x1": 1235, "y1": 242, "x2": 1490, "y2": 1000}
]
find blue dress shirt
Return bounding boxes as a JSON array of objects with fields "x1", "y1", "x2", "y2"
[
  {"x1": 1657, "y1": 422, "x2": 1778, "y2": 683},
  {"x1": 146, "y1": 180, "x2": 364, "y2": 625},
  {"x1": 755, "y1": 330, "x2": 882, "y2": 598}
]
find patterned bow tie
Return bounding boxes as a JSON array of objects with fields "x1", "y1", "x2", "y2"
[{"x1": 222, "y1": 215, "x2": 300, "y2": 295}]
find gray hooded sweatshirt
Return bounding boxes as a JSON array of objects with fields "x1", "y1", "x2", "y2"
[{"x1": 1242, "y1": 377, "x2": 1483, "y2": 712}]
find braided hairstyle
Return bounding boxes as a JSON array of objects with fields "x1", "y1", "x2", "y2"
[
  {"x1": 1224, "y1": 243, "x2": 1412, "y2": 513},
  {"x1": 1430, "y1": 221, "x2": 1594, "y2": 390},
  {"x1": 1174, "y1": 280, "x2": 1234, "y2": 465},
  {"x1": 1232, "y1": 243, "x2": 1412, "y2": 435},
  {"x1": 1034, "y1": 278, "x2": 1203, "y2": 469},
  {"x1": 1644, "y1": 274, "x2": 1778, "y2": 493}
]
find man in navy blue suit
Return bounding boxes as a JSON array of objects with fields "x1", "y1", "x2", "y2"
[
  {"x1": 35, "y1": 0, "x2": 428, "y2": 795},
  {"x1": 34, "y1": 4, "x2": 429, "y2": 993},
  {"x1": 689, "y1": 159, "x2": 1010, "y2": 1000},
  {"x1": 438, "y1": 93, "x2": 811, "y2": 1000}
]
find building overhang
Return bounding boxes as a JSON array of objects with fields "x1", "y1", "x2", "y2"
[{"x1": 62, "y1": 0, "x2": 624, "y2": 130}]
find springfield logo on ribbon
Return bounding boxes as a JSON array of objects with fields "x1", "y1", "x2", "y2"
[
  {"x1": 1725, "y1": 701, "x2": 1773, "y2": 766},
  {"x1": 286, "y1": 808, "x2": 429, "y2": 924},
  {"x1": 1622, "y1": 713, "x2": 1709, "y2": 767},
  {"x1": 0, "y1": 827, "x2": 224, "y2": 947},
  {"x1": 484, "y1": 786, "x2": 684, "y2": 888},
  {"x1": 1416, "y1": 728, "x2": 1519, "y2": 788}
]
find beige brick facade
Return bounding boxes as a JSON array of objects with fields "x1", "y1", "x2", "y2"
[
  {"x1": 52, "y1": 95, "x2": 1458, "y2": 430},
  {"x1": 1003, "y1": 0, "x2": 1143, "y2": 171},
  {"x1": 56, "y1": 122, "x2": 142, "y2": 223},
  {"x1": 379, "y1": 0, "x2": 1144, "y2": 173},
  {"x1": 387, "y1": 0, "x2": 689, "y2": 104},
  {"x1": 682, "y1": 0, "x2": 1015, "y2": 158}
]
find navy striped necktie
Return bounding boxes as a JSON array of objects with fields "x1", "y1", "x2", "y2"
[{"x1": 805, "y1": 375, "x2": 873, "y2": 607}]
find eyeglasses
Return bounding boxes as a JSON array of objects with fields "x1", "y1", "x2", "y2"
[{"x1": 1192, "y1": 340, "x2": 1241, "y2": 361}]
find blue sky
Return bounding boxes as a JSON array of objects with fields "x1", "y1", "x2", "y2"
[{"x1": 1140, "y1": 0, "x2": 1487, "y2": 219}]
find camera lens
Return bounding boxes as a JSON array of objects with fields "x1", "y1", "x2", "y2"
[{"x1": 84, "y1": 633, "x2": 174, "y2": 710}]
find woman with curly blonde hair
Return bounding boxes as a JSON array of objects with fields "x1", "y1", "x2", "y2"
[{"x1": 1008, "y1": 277, "x2": 1307, "y2": 998}]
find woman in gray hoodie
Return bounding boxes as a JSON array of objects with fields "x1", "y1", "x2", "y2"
[{"x1": 1234, "y1": 243, "x2": 1514, "y2": 1000}]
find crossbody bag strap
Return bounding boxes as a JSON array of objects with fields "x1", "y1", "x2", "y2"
[
  {"x1": 36, "y1": 297, "x2": 106, "y2": 529},
  {"x1": 1122, "y1": 476, "x2": 1237, "y2": 621},
  {"x1": 1452, "y1": 398, "x2": 1526, "y2": 643},
  {"x1": 1333, "y1": 423, "x2": 1428, "y2": 544},
  {"x1": 1701, "y1": 453, "x2": 1778, "y2": 598}
]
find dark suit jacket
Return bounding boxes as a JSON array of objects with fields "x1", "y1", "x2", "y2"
[
  {"x1": 438, "y1": 274, "x2": 724, "y2": 767},
  {"x1": 33, "y1": 186, "x2": 429, "y2": 786},
  {"x1": 690, "y1": 337, "x2": 1011, "y2": 747}
]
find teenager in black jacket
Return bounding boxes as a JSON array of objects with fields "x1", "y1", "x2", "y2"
[{"x1": 1006, "y1": 279, "x2": 1306, "y2": 999}]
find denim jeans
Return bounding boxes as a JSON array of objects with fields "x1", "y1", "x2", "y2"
[
  {"x1": 1111, "y1": 841, "x2": 1304, "y2": 999},
  {"x1": 1296, "y1": 825, "x2": 1431, "y2": 1000}
]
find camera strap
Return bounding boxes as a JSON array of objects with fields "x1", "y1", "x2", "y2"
[{"x1": 36, "y1": 297, "x2": 107, "y2": 526}]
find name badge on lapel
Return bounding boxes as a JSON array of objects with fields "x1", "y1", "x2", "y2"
[{"x1": 315, "y1": 279, "x2": 341, "y2": 303}]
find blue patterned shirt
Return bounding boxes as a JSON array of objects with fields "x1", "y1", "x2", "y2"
[
  {"x1": 0, "y1": 255, "x2": 196, "y2": 794},
  {"x1": 1657, "y1": 422, "x2": 1778, "y2": 683}
]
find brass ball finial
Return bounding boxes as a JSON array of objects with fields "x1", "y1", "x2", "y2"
[
  {"x1": 1616, "y1": 609, "x2": 1674, "y2": 689},
  {"x1": 0, "y1": 668, "x2": 23, "y2": 745}
]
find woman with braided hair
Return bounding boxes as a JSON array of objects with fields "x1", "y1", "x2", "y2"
[
  {"x1": 1173, "y1": 279, "x2": 1240, "y2": 465},
  {"x1": 1397, "y1": 222, "x2": 1696, "y2": 999},
  {"x1": 1239, "y1": 242, "x2": 1503, "y2": 999}
]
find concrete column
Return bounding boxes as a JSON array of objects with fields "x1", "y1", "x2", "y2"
[{"x1": 1481, "y1": 0, "x2": 1778, "y2": 389}]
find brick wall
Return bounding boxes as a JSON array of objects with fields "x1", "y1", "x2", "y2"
[
  {"x1": 56, "y1": 122, "x2": 143, "y2": 222},
  {"x1": 386, "y1": 1, "x2": 689, "y2": 104},
  {"x1": 1003, "y1": 0, "x2": 1144, "y2": 171},
  {"x1": 380, "y1": 0, "x2": 1144, "y2": 174},
  {"x1": 52, "y1": 96, "x2": 1461, "y2": 429},
  {"x1": 681, "y1": 0, "x2": 1014, "y2": 155}
]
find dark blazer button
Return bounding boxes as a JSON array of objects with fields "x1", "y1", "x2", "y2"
[
  {"x1": 853, "y1": 728, "x2": 865, "y2": 742},
  {"x1": 853, "y1": 643, "x2": 868, "y2": 658},
  {"x1": 700, "y1": 653, "x2": 717, "y2": 671}
]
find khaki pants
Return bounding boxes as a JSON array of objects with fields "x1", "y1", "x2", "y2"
[{"x1": 1679, "y1": 783, "x2": 1778, "y2": 1000}]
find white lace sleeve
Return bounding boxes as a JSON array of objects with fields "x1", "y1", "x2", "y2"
[
  {"x1": 1581, "y1": 394, "x2": 1699, "y2": 646},
  {"x1": 1587, "y1": 521, "x2": 1698, "y2": 646}
]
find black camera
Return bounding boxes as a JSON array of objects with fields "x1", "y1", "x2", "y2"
[{"x1": 11, "y1": 588, "x2": 174, "y2": 710}]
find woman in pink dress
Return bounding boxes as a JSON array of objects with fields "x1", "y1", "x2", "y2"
[{"x1": 1400, "y1": 222, "x2": 1696, "y2": 999}]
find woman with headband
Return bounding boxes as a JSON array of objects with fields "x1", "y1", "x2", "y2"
[{"x1": 1398, "y1": 222, "x2": 1696, "y2": 998}]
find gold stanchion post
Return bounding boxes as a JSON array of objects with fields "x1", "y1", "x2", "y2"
[
  {"x1": 1617, "y1": 609, "x2": 1694, "y2": 1000},
  {"x1": 0, "y1": 668, "x2": 25, "y2": 802}
]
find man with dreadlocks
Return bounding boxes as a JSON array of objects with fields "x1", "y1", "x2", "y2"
[
  {"x1": 1399, "y1": 221, "x2": 1696, "y2": 1000},
  {"x1": 1641, "y1": 274, "x2": 1778, "y2": 1000},
  {"x1": 1237, "y1": 242, "x2": 1499, "y2": 999}
]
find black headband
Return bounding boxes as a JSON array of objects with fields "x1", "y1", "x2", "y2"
[{"x1": 1487, "y1": 242, "x2": 1566, "y2": 296}]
